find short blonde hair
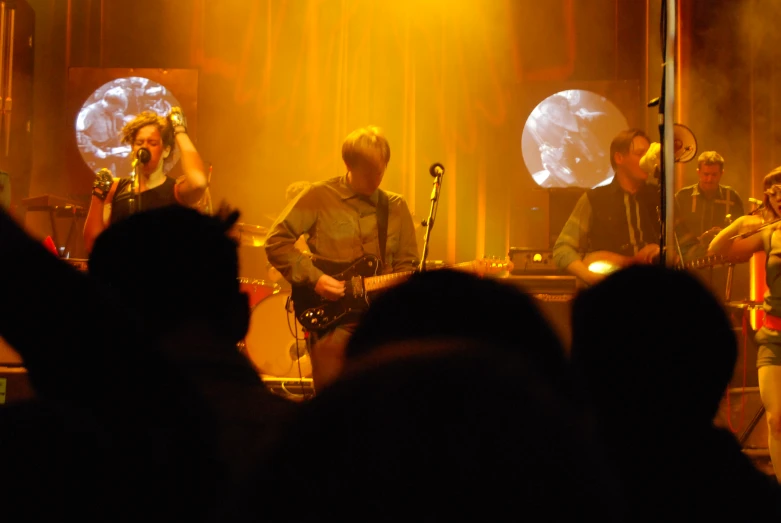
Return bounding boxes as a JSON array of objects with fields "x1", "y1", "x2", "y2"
[
  {"x1": 697, "y1": 151, "x2": 725, "y2": 171},
  {"x1": 341, "y1": 126, "x2": 391, "y2": 170}
]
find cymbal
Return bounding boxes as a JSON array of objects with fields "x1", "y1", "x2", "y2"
[{"x1": 232, "y1": 222, "x2": 268, "y2": 247}]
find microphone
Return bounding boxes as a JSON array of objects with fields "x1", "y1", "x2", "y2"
[
  {"x1": 748, "y1": 197, "x2": 765, "y2": 215},
  {"x1": 136, "y1": 147, "x2": 152, "y2": 165},
  {"x1": 429, "y1": 163, "x2": 445, "y2": 177}
]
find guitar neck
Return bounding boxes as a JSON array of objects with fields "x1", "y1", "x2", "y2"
[
  {"x1": 364, "y1": 271, "x2": 415, "y2": 293},
  {"x1": 363, "y1": 260, "x2": 490, "y2": 293},
  {"x1": 683, "y1": 254, "x2": 729, "y2": 270}
]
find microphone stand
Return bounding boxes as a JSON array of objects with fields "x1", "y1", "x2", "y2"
[
  {"x1": 659, "y1": 0, "x2": 677, "y2": 266},
  {"x1": 418, "y1": 170, "x2": 443, "y2": 272},
  {"x1": 128, "y1": 158, "x2": 140, "y2": 216}
]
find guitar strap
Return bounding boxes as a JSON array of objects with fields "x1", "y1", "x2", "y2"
[{"x1": 377, "y1": 189, "x2": 389, "y2": 267}]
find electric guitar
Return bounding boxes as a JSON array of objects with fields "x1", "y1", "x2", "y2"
[
  {"x1": 292, "y1": 254, "x2": 513, "y2": 332},
  {"x1": 582, "y1": 247, "x2": 743, "y2": 276}
]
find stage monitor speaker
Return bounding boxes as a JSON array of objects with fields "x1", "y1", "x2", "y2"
[{"x1": 0, "y1": 367, "x2": 33, "y2": 404}]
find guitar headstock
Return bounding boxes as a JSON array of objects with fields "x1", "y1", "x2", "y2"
[{"x1": 472, "y1": 256, "x2": 514, "y2": 276}]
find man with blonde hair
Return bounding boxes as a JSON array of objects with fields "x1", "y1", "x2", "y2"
[
  {"x1": 265, "y1": 126, "x2": 419, "y2": 390},
  {"x1": 675, "y1": 151, "x2": 744, "y2": 245}
]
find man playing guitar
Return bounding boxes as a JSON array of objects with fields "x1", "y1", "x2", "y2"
[
  {"x1": 552, "y1": 128, "x2": 701, "y2": 286},
  {"x1": 264, "y1": 126, "x2": 419, "y2": 391}
]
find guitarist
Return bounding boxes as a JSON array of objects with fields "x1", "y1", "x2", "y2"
[
  {"x1": 264, "y1": 126, "x2": 419, "y2": 391},
  {"x1": 552, "y1": 128, "x2": 702, "y2": 286}
]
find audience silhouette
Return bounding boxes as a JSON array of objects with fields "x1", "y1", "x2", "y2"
[
  {"x1": 0, "y1": 208, "x2": 219, "y2": 522},
  {"x1": 230, "y1": 340, "x2": 626, "y2": 522},
  {"x1": 88, "y1": 205, "x2": 298, "y2": 491},
  {"x1": 344, "y1": 270, "x2": 571, "y2": 385},
  {"x1": 5, "y1": 205, "x2": 781, "y2": 523},
  {"x1": 570, "y1": 264, "x2": 781, "y2": 522}
]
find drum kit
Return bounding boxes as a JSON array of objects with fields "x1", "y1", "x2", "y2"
[{"x1": 231, "y1": 222, "x2": 313, "y2": 380}]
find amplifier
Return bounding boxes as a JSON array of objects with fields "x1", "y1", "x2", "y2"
[
  {"x1": 0, "y1": 367, "x2": 34, "y2": 404},
  {"x1": 496, "y1": 274, "x2": 578, "y2": 295},
  {"x1": 508, "y1": 248, "x2": 559, "y2": 274},
  {"x1": 495, "y1": 275, "x2": 576, "y2": 350}
]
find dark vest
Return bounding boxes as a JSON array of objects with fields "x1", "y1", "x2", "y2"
[
  {"x1": 586, "y1": 181, "x2": 661, "y2": 257},
  {"x1": 110, "y1": 176, "x2": 178, "y2": 225}
]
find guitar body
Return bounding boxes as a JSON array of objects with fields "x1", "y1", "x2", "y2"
[
  {"x1": 583, "y1": 247, "x2": 739, "y2": 275},
  {"x1": 292, "y1": 254, "x2": 383, "y2": 332},
  {"x1": 291, "y1": 254, "x2": 513, "y2": 332}
]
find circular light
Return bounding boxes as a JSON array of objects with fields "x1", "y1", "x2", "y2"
[
  {"x1": 587, "y1": 260, "x2": 619, "y2": 275},
  {"x1": 522, "y1": 90, "x2": 628, "y2": 189},
  {"x1": 75, "y1": 77, "x2": 183, "y2": 177}
]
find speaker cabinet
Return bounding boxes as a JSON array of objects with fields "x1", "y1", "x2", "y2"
[{"x1": 0, "y1": 366, "x2": 33, "y2": 404}]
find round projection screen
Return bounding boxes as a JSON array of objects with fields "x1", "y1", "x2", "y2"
[
  {"x1": 522, "y1": 90, "x2": 628, "y2": 189},
  {"x1": 75, "y1": 77, "x2": 182, "y2": 177}
]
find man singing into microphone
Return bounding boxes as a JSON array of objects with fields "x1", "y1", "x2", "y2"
[{"x1": 83, "y1": 109, "x2": 208, "y2": 253}]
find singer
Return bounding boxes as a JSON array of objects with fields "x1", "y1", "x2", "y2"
[
  {"x1": 83, "y1": 109, "x2": 208, "y2": 253},
  {"x1": 264, "y1": 125, "x2": 419, "y2": 391},
  {"x1": 674, "y1": 151, "x2": 744, "y2": 246}
]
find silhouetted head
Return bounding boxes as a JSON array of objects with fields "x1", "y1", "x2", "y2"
[
  {"x1": 88, "y1": 205, "x2": 249, "y2": 343},
  {"x1": 345, "y1": 269, "x2": 569, "y2": 382},
  {"x1": 570, "y1": 264, "x2": 736, "y2": 426},
  {"x1": 233, "y1": 341, "x2": 624, "y2": 523}
]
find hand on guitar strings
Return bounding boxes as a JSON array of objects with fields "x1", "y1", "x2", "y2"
[
  {"x1": 697, "y1": 226, "x2": 722, "y2": 246},
  {"x1": 315, "y1": 274, "x2": 346, "y2": 301},
  {"x1": 635, "y1": 243, "x2": 661, "y2": 264}
]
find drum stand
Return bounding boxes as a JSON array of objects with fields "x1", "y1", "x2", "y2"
[{"x1": 723, "y1": 269, "x2": 766, "y2": 448}]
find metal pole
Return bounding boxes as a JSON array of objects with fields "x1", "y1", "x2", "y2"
[{"x1": 662, "y1": 0, "x2": 677, "y2": 266}]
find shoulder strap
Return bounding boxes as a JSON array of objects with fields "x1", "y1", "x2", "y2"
[{"x1": 377, "y1": 189, "x2": 389, "y2": 267}]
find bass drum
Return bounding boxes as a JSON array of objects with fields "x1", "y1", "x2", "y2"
[
  {"x1": 243, "y1": 292, "x2": 312, "y2": 378},
  {"x1": 238, "y1": 277, "x2": 279, "y2": 308}
]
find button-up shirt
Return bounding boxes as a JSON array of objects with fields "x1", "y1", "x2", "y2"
[
  {"x1": 674, "y1": 183, "x2": 744, "y2": 237},
  {"x1": 265, "y1": 175, "x2": 419, "y2": 286}
]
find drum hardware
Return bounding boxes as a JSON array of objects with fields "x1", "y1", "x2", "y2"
[
  {"x1": 238, "y1": 286, "x2": 312, "y2": 380},
  {"x1": 231, "y1": 222, "x2": 269, "y2": 247},
  {"x1": 261, "y1": 376, "x2": 314, "y2": 402},
  {"x1": 238, "y1": 277, "x2": 279, "y2": 308}
]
